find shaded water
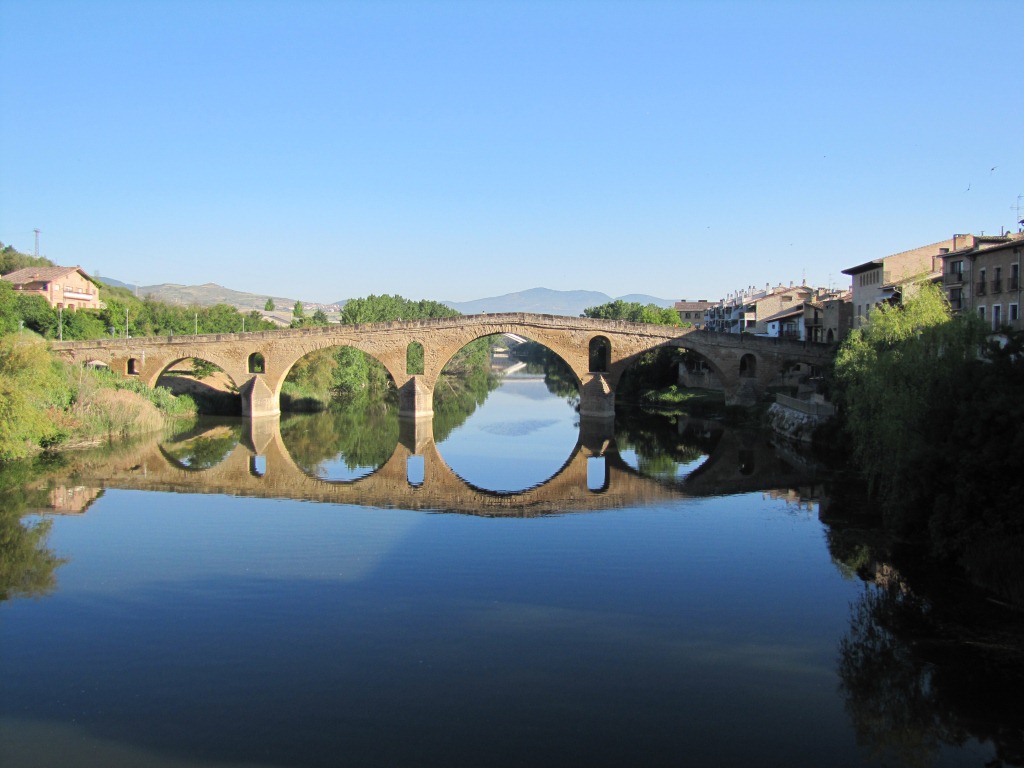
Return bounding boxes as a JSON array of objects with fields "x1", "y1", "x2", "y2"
[{"x1": 1, "y1": 376, "x2": 1021, "y2": 767}]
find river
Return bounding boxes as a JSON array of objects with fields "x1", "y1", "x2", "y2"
[{"x1": 1, "y1": 371, "x2": 1021, "y2": 767}]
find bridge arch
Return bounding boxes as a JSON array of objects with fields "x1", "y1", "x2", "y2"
[
  {"x1": 145, "y1": 353, "x2": 243, "y2": 396},
  {"x1": 269, "y1": 340, "x2": 405, "y2": 413}
]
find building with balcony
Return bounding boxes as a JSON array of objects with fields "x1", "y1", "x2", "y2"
[
  {"x1": 803, "y1": 290, "x2": 852, "y2": 343},
  {"x1": 1, "y1": 265, "x2": 101, "y2": 310},
  {"x1": 941, "y1": 233, "x2": 1024, "y2": 331},
  {"x1": 704, "y1": 283, "x2": 838, "y2": 339}
]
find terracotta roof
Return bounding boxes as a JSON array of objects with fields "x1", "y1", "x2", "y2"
[{"x1": 1, "y1": 265, "x2": 92, "y2": 284}]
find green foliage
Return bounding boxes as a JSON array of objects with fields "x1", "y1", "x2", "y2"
[
  {"x1": 0, "y1": 336, "x2": 197, "y2": 462},
  {"x1": 281, "y1": 404, "x2": 399, "y2": 471},
  {"x1": 833, "y1": 283, "x2": 1024, "y2": 603},
  {"x1": 0, "y1": 337, "x2": 73, "y2": 460},
  {"x1": 0, "y1": 506, "x2": 67, "y2": 601},
  {"x1": 617, "y1": 347, "x2": 686, "y2": 402},
  {"x1": 583, "y1": 300, "x2": 681, "y2": 326},
  {"x1": 0, "y1": 281, "x2": 20, "y2": 334},
  {"x1": 284, "y1": 295, "x2": 473, "y2": 410},
  {"x1": 340, "y1": 294, "x2": 458, "y2": 324},
  {"x1": 264, "y1": 298, "x2": 275, "y2": 311},
  {"x1": 16, "y1": 293, "x2": 57, "y2": 337},
  {"x1": 161, "y1": 426, "x2": 241, "y2": 470},
  {"x1": 833, "y1": 283, "x2": 982, "y2": 513},
  {"x1": 0, "y1": 241, "x2": 53, "y2": 275},
  {"x1": 614, "y1": 407, "x2": 708, "y2": 481},
  {"x1": 407, "y1": 342, "x2": 425, "y2": 375},
  {"x1": 191, "y1": 358, "x2": 219, "y2": 379},
  {"x1": 1, "y1": 279, "x2": 278, "y2": 342}
]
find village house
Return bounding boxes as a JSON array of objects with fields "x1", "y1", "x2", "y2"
[
  {"x1": 840, "y1": 238, "x2": 958, "y2": 328},
  {"x1": 1, "y1": 265, "x2": 101, "y2": 310},
  {"x1": 704, "y1": 283, "x2": 820, "y2": 337},
  {"x1": 759, "y1": 287, "x2": 851, "y2": 343},
  {"x1": 941, "y1": 232, "x2": 1024, "y2": 331},
  {"x1": 802, "y1": 291, "x2": 853, "y2": 343},
  {"x1": 673, "y1": 299, "x2": 714, "y2": 328}
]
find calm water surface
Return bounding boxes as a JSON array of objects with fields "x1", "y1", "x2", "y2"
[{"x1": 0, "y1": 376, "x2": 1016, "y2": 767}]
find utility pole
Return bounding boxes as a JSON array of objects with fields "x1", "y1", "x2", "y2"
[
  {"x1": 33, "y1": 229, "x2": 40, "y2": 258},
  {"x1": 59, "y1": 306, "x2": 63, "y2": 341}
]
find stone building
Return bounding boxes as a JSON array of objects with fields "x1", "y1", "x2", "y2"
[
  {"x1": 803, "y1": 291, "x2": 852, "y2": 343},
  {"x1": 841, "y1": 239, "x2": 959, "y2": 328},
  {"x1": 942, "y1": 233, "x2": 1024, "y2": 331},
  {"x1": 1, "y1": 265, "x2": 101, "y2": 310},
  {"x1": 673, "y1": 299, "x2": 714, "y2": 328}
]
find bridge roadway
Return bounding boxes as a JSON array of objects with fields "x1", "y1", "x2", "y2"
[
  {"x1": 44, "y1": 418, "x2": 822, "y2": 517},
  {"x1": 51, "y1": 313, "x2": 835, "y2": 418}
]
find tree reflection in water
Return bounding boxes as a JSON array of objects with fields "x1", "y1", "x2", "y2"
[
  {"x1": 838, "y1": 579, "x2": 1024, "y2": 767},
  {"x1": 0, "y1": 459, "x2": 69, "y2": 602},
  {"x1": 160, "y1": 423, "x2": 242, "y2": 470}
]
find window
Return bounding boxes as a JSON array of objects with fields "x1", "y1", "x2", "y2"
[
  {"x1": 993, "y1": 304, "x2": 1002, "y2": 330},
  {"x1": 1010, "y1": 304, "x2": 1019, "y2": 322},
  {"x1": 979, "y1": 306, "x2": 986, "y2": 320}
]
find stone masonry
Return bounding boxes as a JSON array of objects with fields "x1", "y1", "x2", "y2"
[{"x1": 50, "y1": 313, "x2": 835, "y2": 417}]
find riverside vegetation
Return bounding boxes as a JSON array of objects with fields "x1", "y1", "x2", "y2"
[{"x1": 832, "y1": 282, "x2": 1024, "y2": 606}]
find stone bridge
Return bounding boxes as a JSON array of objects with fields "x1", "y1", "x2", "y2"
[
  {"x1": 50, "y1": 313, "x2": 835, "y2": 418},
  {"x1": 50, "y1": 418, "x2": 822, "y2": 517}
]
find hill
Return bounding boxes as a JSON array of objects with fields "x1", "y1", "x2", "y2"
[
  {"x1": 438, "y1": 288, "x2": 675, "y2": 317},
  {"x1": 102, "y1": 280, "x2": 674, "y2": 319}
]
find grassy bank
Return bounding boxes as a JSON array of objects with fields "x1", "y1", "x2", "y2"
[{"x1": 0, "y1": 336, "x2": 197, "y2": 462}]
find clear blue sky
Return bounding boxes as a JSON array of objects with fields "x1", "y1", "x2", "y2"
[{"x1": 1, "y1": 0, "x2": 1020, "y2": 304}]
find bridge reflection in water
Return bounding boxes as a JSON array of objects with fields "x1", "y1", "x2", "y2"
[{"x1": 59, "y1": 416, "x2": 824, "y2": 516}]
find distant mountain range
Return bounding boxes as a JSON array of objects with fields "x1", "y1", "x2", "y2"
[
  {"x1": 439, "y1": 288, "x2": 675, "y2": 317},
  {"x1": 102, "y1": 279, "x2": 675, "y2": 318}
]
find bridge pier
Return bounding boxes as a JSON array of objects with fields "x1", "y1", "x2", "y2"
[
  {"x1": 578, "y1": 374, "x2": 616, "y2": 419},
  {"x1": 723, "y1": 379, "x2": 762, "y2": 408},
  {"x1": 398, "y1": 414, "x2": 435, "y2": 456},
  {"x1": 578, "y1": 415, "x2": 616, "y2": 455},
  {"x1": 240, "y1": 376, "x2": 280, "y2": 418},
  {"x1": 398, "y1": 376, "x2": 434, "y2": 419}
]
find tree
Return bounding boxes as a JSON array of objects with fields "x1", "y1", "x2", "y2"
[
  {"x1": 583, "y1": 300, "x2": 681, "y2": 326},
  {"x1": 264, "y1": 298, "x2": 275, "y2": 312},
  {"x1": 832, "y1": 282, "x2": 1024, "y2": 603},
  {"x1": 0, "y1": 241, "x2": 52, "y2": 275},
  {"x1": 0, "y1": 281, "x2": 20, "y2": 335}
]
